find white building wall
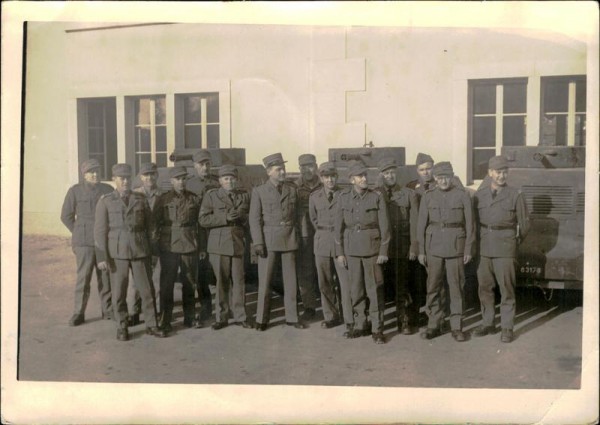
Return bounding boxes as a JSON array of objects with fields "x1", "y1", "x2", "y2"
[{"x1": 22, "y1": 23, "x2": 587, "y2": 236}]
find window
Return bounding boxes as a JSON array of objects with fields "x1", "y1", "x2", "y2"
[
  {"x1": 469, "y1": 78, "x2": 527, "y2": 180},
  {"x1": 133, "y1": 96, "x2": 168, "y2": 173},
  {"x1": 179, "y1": 93, "x2": 220, "y2": 149},
  {"x1": 540, "y1": 76, "x2": 586, "y2": 146},
  {"x1": 77, "y1": 98, "x2": 117, "y2": 181}
]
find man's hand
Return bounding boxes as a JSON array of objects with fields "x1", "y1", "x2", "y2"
[
  {"x1": 376, "y1": 255, "x2": 388, "y2": 264},
  {"x1": 97, "y1": 261, "x2": 108, "y2": 271},
  {"x1": 199, "y1": 251, "x2": 207, "y2": 261},
  {"x1": 254, "y1": 244, "x2": 267, "y2": 258},
  {"x1": 336, "y1": 255, "x2": 347, "y2": 268},
  {"x1": 226, "y1": 210, "x2": 240, "y2": 222},
  {"x1": 463, "y1": 254, "x2": 472, "y2": 264},
  {"x1": 408, "y1": 252, "x2": 417, "y2": 261},
  {"x1": 418, "y1": 254, "x2": 427, "y2": 267}
]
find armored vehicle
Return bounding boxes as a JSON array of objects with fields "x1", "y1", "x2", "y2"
[{"x1": 501, "y1": 146, "x2": 585, "y2": 291}]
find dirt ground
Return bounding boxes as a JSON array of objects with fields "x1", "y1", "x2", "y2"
[{"x1": 17, "y1": 234, "x2": 582, "y2": 389}]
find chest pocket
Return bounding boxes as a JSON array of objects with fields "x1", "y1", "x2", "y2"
[
  {"x1": 107, "y1": 201, "x2": 124, "y2": 227},
  {"x1": 498, "y1": 199, "x2": 516, "y2": 221},
  {"x1": 362, "y1": 197, "x2": 379, "y2": 222},
  {"x1": 427, "y1": 199, "x2": 442, "y2": 222}
]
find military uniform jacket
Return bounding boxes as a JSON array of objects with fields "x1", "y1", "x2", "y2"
[
  {"x1": 61, "y1": 182, "x2": 114, "y2": 247},
  {"x1": 186, "y1": 175, "x2": 219, "y2": 253},
  {"x1": 417, "y1": 186, "x2": 475, "y2": 258},
  {"x1": 378, "y1": 184, "x2": 419, "y2": 258},
  {"x1": 334, "y1": 188, "x2": 390, "y2": 258},
  {"x1": 94, "y1": 191, "x2": 153, "y2": 262},
  {"x1": 199, "y1": 187, "x2": 250, "y2": 257},
  {"x1": 133, "y1": 186, "x2": 163, "y2": 211},
  {"x1": 249, "y1": 181, "x2": 299, "y2": 252},
  {"x1": 308, "y1": 187, "x2": 342, "y2": 258},
  {"x1": 296, "y1": 176, "x2": 323, "y2": 239},
  {"x1": 152, "y1": 190, "x2": 201, "y2": 254},
  {"x1": 474, "y1": 185, "x2": 530, "y2": 258}
]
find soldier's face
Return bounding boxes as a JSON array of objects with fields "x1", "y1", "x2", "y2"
[
  {"x1": 351, "y1": 173, "x2": 368, "y2": 190},
  {"x1": 83, "y1": 169, "x2": 99, "y2": 185},
  {"x1": 113, "y1": 176, "x2": 131, "y2": 194},
  {"x1": 140, "y1": 172, "x2": 157, "y2": 189},
  {"x1": 417, "y1": 162, "x2": 434, "y2": 182},
  {"x1": 194, "y1": 160, "x2": 211, "y2": 178},
  {"x1": 381, "y1": 169, "x2": 397, "y2": 187},
  {"x1": 219, "y1": 175, "x2": 237, "y2": 191},
  {"x1": 489, "y1": 168, "x2": 508, "y2": 188},
  {"x1": 268, "y1": 165, "x2": 286, "y2": 183},
  {"x1": 320, "y1": 174, "x2": 337, "y2": 190},
  {"x1": 434, "y1": 174, "x2": 452, "y2": 191},
  {"x1": 300, "y1": 163, "x2": 318, "y2": 180},
  {"x1": 170, "y1": 176, "x2": 186, "y2": 193}
]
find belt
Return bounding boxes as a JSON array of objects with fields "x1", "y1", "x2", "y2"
[
  {"x1": 317, "y1": 225, "x2": 334, "y2": 231},
  {"x1": 164, "y1": 224, "x2": 195, "y2": 229},
  {"x1": 481, "y1": 223, "x2": 515, "y2": 230},
  {"x1": 349, "y1": 223, "x2": 378, "y2": 231},
  {"x1": 429, "y1": 222, "x2": 464, "y2": 229},
  {"x1": 110, "y1": 226, "x2": 143, "y2": 232},
  {"x1": 264, "y1": 221, "x2": 293, "y2": 227}
]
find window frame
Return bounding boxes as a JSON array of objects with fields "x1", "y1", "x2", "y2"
[{"x1": 540, "y1": 75, "x2": 586, "y2": 146}]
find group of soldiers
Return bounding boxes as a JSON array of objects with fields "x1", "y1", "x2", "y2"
[{"x1": 61, "y1": 148, "x2": 529, "y2": 344}]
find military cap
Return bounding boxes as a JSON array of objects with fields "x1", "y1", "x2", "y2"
[
  {"x1": 218, "y1": 164, "x2": 238, "y2": 177},
  {"x1": 138, "y1": 162, "x2": 157, "y2": 175},
  {"x1": 192, "y1": 149, "x2": 212, "y2": 163},
  {"x1": 298, "y1": 153, "x2": 317, "y2": 166},
  {"x1": 169, "y1": 166, "x2": 188, "y2": 179},
  {"x1": 488, "y1": 155, "x2": 509, "y2": 170},
  {"x1": 377, "y1": 157, "x2": 397, "y2": 172},
  {"x1": 80, "y1": 159, "x2": 101, "y2": 174},
  {"x1": 262, "y1": 152, "x2": 287, "y2": 168},
  {"x1": 318, "y1": 161, "x2": 337, "y2": 176},
  {"x1": 348, "y1": 161, "x2": 368, "y2": 178},
  {"x1": 416, "y1": 152, "x2": 434, "y2": 166},
  {"x1": 432, "y1": 161, "x2": 454, "y2": 177},
  {"x1": 112, "y1": 163, "x2": 132, "y2": 177}
]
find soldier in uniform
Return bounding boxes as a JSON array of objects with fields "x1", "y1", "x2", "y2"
[
  {"x1": 295, "y1": 153, "x2": 321, "y2": 321},
  {"x1": 153, "y1": 166, "x2": 203, "y2": 333},
  {"x1": 308, "y1": 162, "x2": 352, "y2": 333},
  {"x1": 377, "y1": 158, "x2": 420, "y2": 335},
  {"x1": 186, "y1": 149, "x2": 219, "y2": 325},
  {"x1": 200, "y1": 164, "x2": 252, "y2": 330},
  {"x1": 406, "y1": 152, "x2": 436, "y2": 197},
  {"x1": 249, "y1": 152, "x2": 306, "y2": 331},
  {"x1": 61, "y1": 159, "x2": 114, "y2": 326},
  {"x1": 473, "y1": 155, "x2": 530, "y2": 343},
  {"x1": 335, "y1": 161, "x2": 390, "y2": 344},
  {"x1": 94, "y1": 163, "x2": 166, "y2": 341},
  {"x1": 128, "y1": 162, "x2": 163, "y2": 326},
  {"x1": 417, "y1": 161, "x2": 474, "y2": 342}
]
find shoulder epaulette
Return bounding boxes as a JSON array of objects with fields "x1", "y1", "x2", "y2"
[{"x1": 206, "y1": 187, "x2": 219, "y2": 194}]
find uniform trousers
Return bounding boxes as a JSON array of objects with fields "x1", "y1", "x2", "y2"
[
  {"x1": 297, "y1": 239, "x2": 319, "y2": 310},
  {"x1": 72, "y1": 246, "x2": 112, "y2": 318},
  {"x1": 209, "y1": 254, "x2": 247, "y2": 323},
  {"x1": 425, "y1": 255, "x2": 464, "y2": 331},
  {"x1": 110, "y1": 257, "x2": 157, "y2": 329},
  {"x1": 383, "y1": 258, "x2": 420, "y2": 326},
  {"x1": 256, "y1": 250, "x2": 299, "y2": 324},
  {"x1": 128, "y1": 255, "x2": 160, "y2": 316},
  {"x1": 314, "y1": 255, "x2": 352, "y2": 323},
  {"x1": 477, "y1": 256, "x2": 517, "y2": 329},
  {"x1": 160, "y1": 251, "x2": 198, "y2": 324},
  {"x1": 347, "y1": 255, "x2": 384, "y2": 333},
  {"x1": 195, "y1": 258, "x2": 214, "y2": 320}
]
